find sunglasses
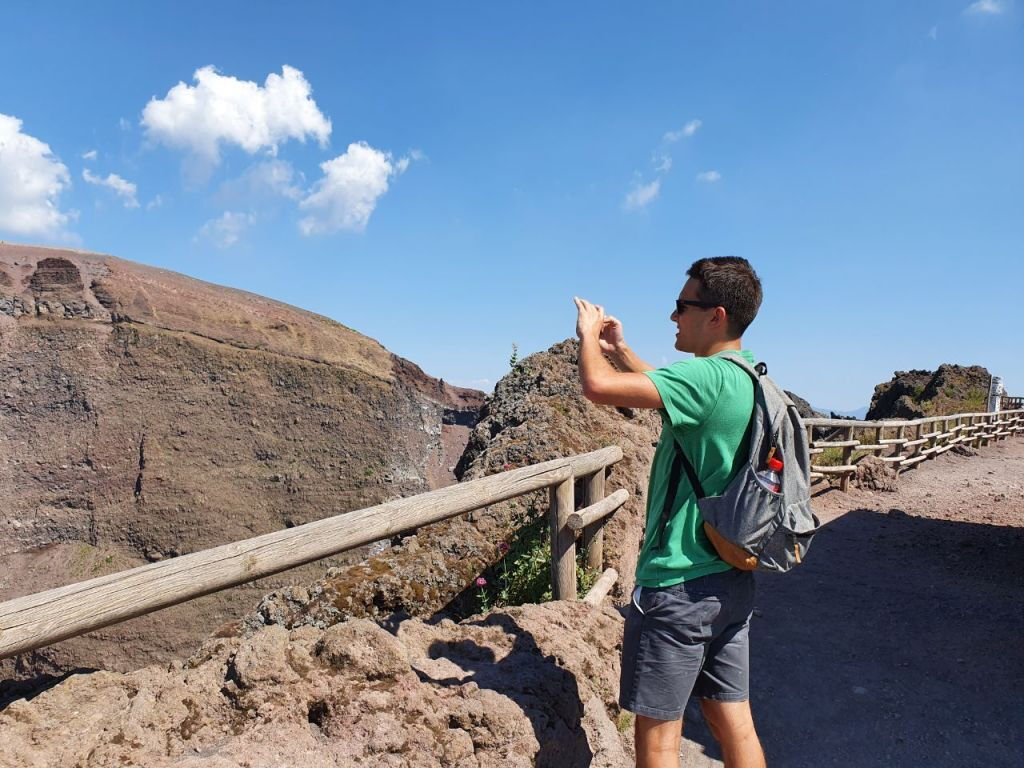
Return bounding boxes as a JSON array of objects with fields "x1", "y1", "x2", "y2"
[{"x1": 675, "y1": 298, "x2": 719, "y2": 315}]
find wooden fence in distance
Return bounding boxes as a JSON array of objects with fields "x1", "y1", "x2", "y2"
[
  {"x1": 803, "y1": 409, "x2": 1024, "y2": 491},
  {"x1": 0, "y1": 446, "x2": 628, "y2": 661}
]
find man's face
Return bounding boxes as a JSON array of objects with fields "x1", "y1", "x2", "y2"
[{"x1": 670, "y1": 277, "x2": 715, "y2": 352}]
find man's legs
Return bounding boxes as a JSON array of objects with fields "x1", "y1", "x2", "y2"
[
  {"x1": 699, "y1": 699, "x2": 766, "y2": 768},
  {"x1": 634, "y1": 714, "x2": 682, "y2": 768}
]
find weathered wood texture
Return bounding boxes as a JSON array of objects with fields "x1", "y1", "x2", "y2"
[
  {"x1": 581, "y1": 469, "x2": 607, "y2": 572},
  {"x1": 806, "y1": 409, "x2": 1023, "y2": 487},
  {"x1": 0, "y1": 446, "x2": 623, "y2": 660},
  {"x1": 568, "y1": 489, "x2": 630, "y2": 532},
  {"x1": 548, "y1": 476, "x2": 576, "y2": 601},
  {"x1": 583, "y1": 568, "x2": 619, "y2": 607}
]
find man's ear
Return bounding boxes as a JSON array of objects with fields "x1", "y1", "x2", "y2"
[{"x1": 712, "y1": 306, "x2": 728, "y2": 327}]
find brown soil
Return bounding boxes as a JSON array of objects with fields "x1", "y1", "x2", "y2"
[{"x1": 680, "y1": 435, "x2": 1024, "y2": 767}]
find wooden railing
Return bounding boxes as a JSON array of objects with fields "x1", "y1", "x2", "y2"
[
  {"x1": 0, "y1": 446, "x2": 627, "y2": 661},
  {"x1": 803, "y1": 409, "x2": 1024, "y2": 491},
  {"x1": 1002, "y1": 396, "x2": 1023, "y2": 410}
]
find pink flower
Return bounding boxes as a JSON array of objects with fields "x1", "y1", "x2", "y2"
[
  {"x1": 475, "y1": 577, "x2": 487, "y2": 587},
  {"x1": 498, "y1": 542, "x2": 509, "y2": 554}
]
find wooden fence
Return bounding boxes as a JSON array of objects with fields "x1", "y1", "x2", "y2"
[
  {"x1": 0, "y1": 446, "x2": 628, "y2": 661},
  {"x1": 803, "y1": 409, "x2": 1024, "y2": 491}
]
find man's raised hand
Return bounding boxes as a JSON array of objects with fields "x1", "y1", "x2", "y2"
[
  {"x1": 573, "y1": 297, "x2": 605, "y2": 340},
  {"x1": 599, "y1": 316, "x2": 625, "y2": 354}
]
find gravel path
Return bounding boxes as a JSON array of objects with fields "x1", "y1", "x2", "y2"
[{"x1": 680, "y1": 436, "x2": 1024, "y2": 767}]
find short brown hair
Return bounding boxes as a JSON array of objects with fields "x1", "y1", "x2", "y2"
[{"x1": 686, "y1": 256, "x2": 762, "y2": 337}]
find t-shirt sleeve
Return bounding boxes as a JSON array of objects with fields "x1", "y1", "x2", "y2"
[{"x1": 644, "y1": 359, "x2": 720, "y2": 433}]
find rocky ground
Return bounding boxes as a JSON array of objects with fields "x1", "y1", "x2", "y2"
[{"x1": 0, "y1": 601, "x2": 630, "y2": 768}]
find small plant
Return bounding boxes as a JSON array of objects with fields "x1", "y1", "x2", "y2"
[
  {"x1": 616, "y1": 711, "x2": 634, "y2": 733},
  {"x1": 475, "y1": 576, "x2": 490, "y2": 612},
  {"x1": 509, "y1": 342, "x2": 519, "y2": 370},
  {"x1": 472, "y1": 514, "x2": 602, "y2": 614}
]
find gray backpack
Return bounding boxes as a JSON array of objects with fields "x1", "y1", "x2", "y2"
[{"x1": 656, "y1": 353, "x2": 819, "y2": 572}]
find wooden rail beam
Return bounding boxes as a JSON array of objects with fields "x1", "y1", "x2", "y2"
[
  {"x1": 583, "y1": 568, "x2": 618, "y2": 607},
  {"x1": 0, "y1": 447, "x2": 625, "y2": 660},
  {"x1": 568, "y1": 489, "x2": 630, "y2": 532}
]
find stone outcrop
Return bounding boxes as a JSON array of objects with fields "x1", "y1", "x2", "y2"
[
  {"x1": 240, "y1": 340, "x2": 662, "y2": 634},
  {"x1": 0, "y1": 601, "x2": 632, "y2": 768},
  {"x1": 0, "y1": 244, "x2": 483, "y2": 680},
  {"x1": 866, "y1": 365, "x2": 991, "y2": 420}
]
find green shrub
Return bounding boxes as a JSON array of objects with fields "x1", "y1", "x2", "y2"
[{"x1": 475, "y1": 514, "x2": 600, "y2": 613}]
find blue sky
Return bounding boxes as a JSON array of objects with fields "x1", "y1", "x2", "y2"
[{"x1": 0, "y1": 1, "x2": 1020, "y2": 411}]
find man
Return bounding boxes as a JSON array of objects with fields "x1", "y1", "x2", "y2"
[{"x1": 574, "y1": 256, "x2": 766, "y2": 768}]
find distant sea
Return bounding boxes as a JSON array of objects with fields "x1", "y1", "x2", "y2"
[{"x1": 814, "y1": 405, "x2": 869, "y2": 419}]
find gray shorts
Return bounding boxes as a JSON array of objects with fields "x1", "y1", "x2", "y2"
[{"x1": 619, "y1": 568, "x2": 755, "y2": 720}]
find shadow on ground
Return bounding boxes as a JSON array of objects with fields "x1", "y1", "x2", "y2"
[
  {"x1": 682, "y1": 507, "x2": 1023, "y2": 767},
  {"x1": 415, "y1": 613, "x2": 593, "y2": 768}
]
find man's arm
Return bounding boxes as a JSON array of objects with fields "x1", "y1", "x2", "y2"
[
  {"x1": 604, "y1": 340, "x2": 655, "y2": 374},
  {"x1": 575, "y1": 298, "x2": 663, "y2": 409}
]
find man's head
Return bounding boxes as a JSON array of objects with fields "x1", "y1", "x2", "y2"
[{"x1": 671, "y1": 256, "x2": 762, "y2": 353}]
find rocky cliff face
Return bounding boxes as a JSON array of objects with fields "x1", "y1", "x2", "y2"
[
  {"x1": 241, "y1": 339, "x2": 662, "y2": 634},
  {"x1": 0, "y1": 600, "x2": 632, "y2": 768},
  {"x1": 0, "y1": 244, "x2": 483, "y2": 680},
  {"x1": 866, "y1": 364, "x2": 991, "y2": 420}
]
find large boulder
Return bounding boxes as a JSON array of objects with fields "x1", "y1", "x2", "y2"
[
  {"x1": 866, "y1": 365, "x2": 991, "y2": 420},
  {"x1": 0, "y1": 601, "x2": 632, "y2": 768}
]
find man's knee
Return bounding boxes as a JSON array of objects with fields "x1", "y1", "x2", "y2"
[
  {"x1": 699, "y1": 698, "x2": 757, "y2": 740},
  {"x1": 634, "y1": 714, "x2": 683, "y2": 754}
]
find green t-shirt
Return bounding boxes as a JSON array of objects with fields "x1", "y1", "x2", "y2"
[{"x1": 636, "y1": 349, "x2": 756, "y2": 587}]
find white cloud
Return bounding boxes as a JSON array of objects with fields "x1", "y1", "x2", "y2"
[
  {"x1": 664, "y1": 119, "x2": 702, "y2": 142},
  {"x1": 82, "y1": 149, "x2": 98, "y2": 161},
  {"x1": 696, "y1": 170, "x2": 722, "y2": 182},
  {"x1": 0, "y1": 113, "x2": 74, "y2": 237},
  {"x1": 928, "y1": 25, "x2": 939, "y2": 39},
  {"x1": 218, "y1": 159, "x2": 303, "y2": 203},
  {"x1": 654, "y1": 154, "x2": 673, "y2": 173},
  {"x1": 119, "y1": 117, "x2": 131, "y2": 131},
  {"x1": 965, "y1": 0, "x2": 1007, "y2": 13},
  {"x1": 146, "y1": 194, "x2": 163, "y2": 210},
  {"x1": 82, "y1": 168, "x2": 140, "y2": 208},
  {"x1": 623, "y1": 178, "x2": 661, "y2": 211},
  {"x1": 142, "y1": 65, "x2": 331, "y2": 165},
  {"x1": 198, "y1": 210, "x2": 255, "y2": 248},
  {"x1": 298, "y1": 142, "x2": 406, "y2": 235}
]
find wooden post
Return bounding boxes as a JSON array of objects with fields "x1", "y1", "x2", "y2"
[
  {"x1": 893, "y1": 425, "x2": 905, "y2": 475},
  {"x1": 549, "y1": 475, "x2": 576, "y2": 600},
  {"x1": 582, "y1": 468, "x2": 606, "y2": 572},
  {"x1": 840, "y1": 425, "x2": 855, "y2": 492}
]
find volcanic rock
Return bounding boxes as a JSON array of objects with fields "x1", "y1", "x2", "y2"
[
  {"x1": 242, "y1": 339, "x2": 662, "y2": 633},
  {"x1": 0, "y1": 601, "x2": 632, "y2": 768},
  {"x1": 867, "y1": 365, "x2": 992, "y2": 420},
  {"x1": 0, "y1": 244, "x2": 483, "y2": 680}
]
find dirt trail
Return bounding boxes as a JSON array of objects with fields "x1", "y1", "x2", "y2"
[{"x1": 680, "y1": 437, "x2": 1024, "y2": 766}]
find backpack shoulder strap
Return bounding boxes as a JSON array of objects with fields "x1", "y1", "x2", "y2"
[{"x1": 652, "y1": 438, "x2": 706, "y2": 550}]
